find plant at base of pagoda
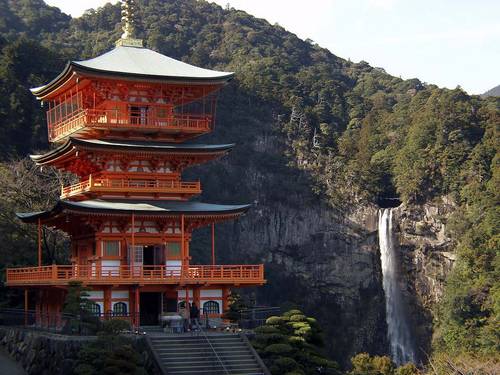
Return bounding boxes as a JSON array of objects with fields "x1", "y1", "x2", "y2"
[
  {"x1": 62, "y1": 281, "x2": 100, "y2": 335},
  {"x1": 222, "y1": 292, "x2": 248, "y2": 322},
  {"x1": 75, "y1": 320, "x2": 146, "y2": 375},
  {"x1": 252, "y1": 309, "x2": 340, "y2": 375}
]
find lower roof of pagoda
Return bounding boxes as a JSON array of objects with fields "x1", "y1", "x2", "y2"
[
  {"x1": 30, "y1": 138, "x2": 235, "y2": 167},
  {"x1": 16, "y1": 199, "x2": 251, "y2": 224}
]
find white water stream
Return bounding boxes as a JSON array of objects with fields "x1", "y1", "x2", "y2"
[{"x1": 378, "y1": 208, "x2": 417, "y2": 365}]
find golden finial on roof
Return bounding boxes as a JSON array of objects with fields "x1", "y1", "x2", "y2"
[{"x1": 116, "y1": 0, "x2": 143, "y2": 47}]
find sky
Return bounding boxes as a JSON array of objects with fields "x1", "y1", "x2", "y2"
[{"x1": 44, "y1": 0, "x2": 500, "y2": 95}]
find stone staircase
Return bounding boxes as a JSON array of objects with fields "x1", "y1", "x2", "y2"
[{"x1": 147, "y1": 333, "x2": 269, "y2": 375}]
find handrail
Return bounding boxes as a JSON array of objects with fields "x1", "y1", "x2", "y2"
[
  {"x1": 60, "y1": 177, "x2": 201, "y2": 198},
  {"x1": 197, "y1": 325, "x2": 230, "y2": 375},
  {"x1": 49, "y1": 108, "x2": 213, "y2": 141},
  {"x1": 6, "y1": 264, "x2": 265, "y2": 285}
]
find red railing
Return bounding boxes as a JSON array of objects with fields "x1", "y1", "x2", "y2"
[
  {"x1": 48, "y1": 108, "x2": 212, "y2": 142},
  {"x1": 60, "y1": 176, "x2": 201, "y2": 199},
  {"x1": 6, "y1": 264, "x2": 265, "y2": 286}
]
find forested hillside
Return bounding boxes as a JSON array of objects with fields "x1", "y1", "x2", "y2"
[{"x1": 0, "y1": 0, "x2": 498, "y2": 368}]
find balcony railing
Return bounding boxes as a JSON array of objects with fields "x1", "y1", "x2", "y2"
[
  {"x1": 48, "y1": 108, "x2": 212, "y2": 142},
  {"x1": 6, "y1": 264, "x2": 265, "y2": 286},
  {"x1": 60, "y1": 176, "x2": 201, "y2": 199}
]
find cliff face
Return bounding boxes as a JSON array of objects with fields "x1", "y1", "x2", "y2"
[
  {"x1": 193, "y1": 123, "x2": 457, "y2": 364},
  {"x1": 392, "y1": 199, "x2": 456, "y2": 355},
  {"x1": 234, "y1": 201, "x2": 387, "y2": 364}
]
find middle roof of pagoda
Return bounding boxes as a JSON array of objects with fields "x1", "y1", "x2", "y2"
[
  {"x1": 30, "y1": 138, "x2": 235, "y2": 167},
  {"x1": 16, "y1": 199, "x2": 251, "y2": 224},
  {"x1": 31, "y1": 45, "x2": 234, "y2": 99}
]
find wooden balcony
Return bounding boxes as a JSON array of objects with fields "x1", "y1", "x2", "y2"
[
  {"x1": 60, "y1": 175, "x2": 201, "y2": 199},
  {"x1": 6, "y1": 264, "x2": 265, "y2": 286},
  {"x1": 48, "y1": 108, "x2": 212, "y2": 142}
]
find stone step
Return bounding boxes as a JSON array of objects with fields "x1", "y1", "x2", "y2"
[{"x1": 146, "y1": 333, "x2": 269, "y2": 375}]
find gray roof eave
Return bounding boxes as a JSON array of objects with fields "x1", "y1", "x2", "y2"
[
  {"x1": 16, "y1": 200, "x2": 251, "y2": 223},
  {"x1": 30, "y1": 138, "x2": 235, "y2": 165}
]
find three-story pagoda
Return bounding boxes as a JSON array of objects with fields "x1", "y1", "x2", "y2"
[{"x1": 6, "y1": 3, "x2": 265, "y2": 329}]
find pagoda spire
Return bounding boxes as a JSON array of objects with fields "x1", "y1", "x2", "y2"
[{"x1": 116, "y1": 0, "x2": 143, "y2": 47}]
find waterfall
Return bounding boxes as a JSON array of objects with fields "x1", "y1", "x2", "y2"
[{"x1": 378, "y1": 208, "x2": 417, "y2": 365}]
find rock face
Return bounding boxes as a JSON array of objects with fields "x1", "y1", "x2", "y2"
[
  {"x1": 193, "y1": 121, "x2": 456, "y2": 365},
  {"x1": 211, "y1": 192, "x2": 388, "y2": 364},
  {"x1": 392, "y1": 199, "x2": 456, "y2": 355}
]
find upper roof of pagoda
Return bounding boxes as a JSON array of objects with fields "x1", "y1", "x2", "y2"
[{"x1": 31, "y1": 45, "x2": 234, "y2": 100}]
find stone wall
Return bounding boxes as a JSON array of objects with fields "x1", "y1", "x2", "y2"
[{"x1": 0, "y1": 327, "x2": 161, "y2": 375}]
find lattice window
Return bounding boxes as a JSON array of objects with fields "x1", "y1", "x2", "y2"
[
  {"x1": 113, "y1": 302, "x2": 128, "y2": 316},
  {"x1": 103, "y1": 241, "x2": 120, "y2": 257},
  {"x1": 203, "y1": 301, "x2": 220, "y2": 315},
  {"x1": 88, "y1": 302, "x2": 101, "y2": 316},
  {"x1": 166, "y1": 242, "x2": 181, "y2": 259}
]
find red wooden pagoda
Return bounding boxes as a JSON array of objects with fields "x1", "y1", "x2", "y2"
[{"x1": 6, "y1": 3, "x2": 265, "y2": 329}]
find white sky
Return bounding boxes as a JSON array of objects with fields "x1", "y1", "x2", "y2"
[{"x1": 44, "y1": 0, "x2": 500, "y2": 94}]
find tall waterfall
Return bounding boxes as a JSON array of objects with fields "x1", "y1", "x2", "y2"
[{"x1": 378, "y1": 208, "x2": 417, "y2": 365}]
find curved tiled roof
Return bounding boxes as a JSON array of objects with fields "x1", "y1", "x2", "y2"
[
  {"x1": 30, "y1": 138, "x2": 235, "y2": 165},
  {"x1": 31, "y1": 45, "x2": 234, "y2": 98},
  {"x1": 17, "y1": 199, "x2": 251, "y2": 222}
]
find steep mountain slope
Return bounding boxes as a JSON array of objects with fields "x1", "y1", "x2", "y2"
[
  {"x1": 482, "y1": 84, "x2": 500, "y2": 98},
  {"x1": 0, "y1": 0, "x2": 498, "y2": 367}
]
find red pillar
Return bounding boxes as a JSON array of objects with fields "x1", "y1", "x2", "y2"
[
  {"x1": 222, "y1": 287, "x2": 230, "y2": 314},
  {"x1": 104, "y1": 288, "x2": 111, "y2": 320},
  {"x1": 135, "y1": 287, "x2": 140, "y2": 329}
]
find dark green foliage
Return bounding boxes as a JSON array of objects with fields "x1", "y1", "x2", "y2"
[
  {"x1": 222, "y1": 292, "x2": 247, "y2": 322},
  {"x1": 349, "y1": 353, "x2": 419, "y2": 375},
  {"x1": 253, "y1": 310, "x2": 340, "y2": 374},
  {"x1": 75, "y1": 320, "x2": 144, "y2": 375},
  {"x1": 62, "y1": 281, "x2": 100, "y2": 335}
]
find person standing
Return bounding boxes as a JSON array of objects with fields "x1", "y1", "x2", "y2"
[
  {"x1": 179, "y1": 302, "x2": 190, "y2": 332},
  {"x1": 190, "y1": 302, "x2": 200, "y2": 331}
]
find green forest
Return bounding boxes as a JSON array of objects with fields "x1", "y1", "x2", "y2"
[{"x1": 0, "y1": 0, "x2": 498, "y2": 372}]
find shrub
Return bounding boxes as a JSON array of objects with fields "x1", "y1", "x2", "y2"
[
  {"x1": 266, "y1": 316, "x2": 285, "y2": 325},
  {"x1": 265, "y1": 343, "x2": 294, "y2": 355},
  {"x1": 100, "y1": 319, "x2": 131, "y2": 335},
  {"x1": 254, "y1": 325, "x2": 281, "y2": 334},
  {"x1": 289, "y1": 314, "x2": 307, "y2": 322},
  {"x1": 283, "y1": 309, "x2": 304, "y2": 317},
  {"x1": 274, "y1": 356, "x2": 299, "y2": 372}
]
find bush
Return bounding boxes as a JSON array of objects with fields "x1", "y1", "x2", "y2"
[
  {"x1": 395, "y1": 363, "x2": 419, "y2": 375},
  {"x1": 289, "y1": 314, "x2": 307, "y2": 322},
  {"x1": 100, "y1": 319, "x2": 131, "y2": 335},
  {"x1": 283, "y1": 309, "x2": 304, "y2": 317},
  {"x1": 254, "y1": 325, "x2": 281, "y2": 334},
  {"x1": 274, "y1": 357, "x2": 299, "y2": 372},
  {"x1": 266, "y1": 316, "x2": 286, "y2": 325},
  {"x1": 253, "y1": 309, "x2": 340, "y2": 374},
  {"x1": 265, "y1": 343, "x2": 294, "y2": 355}
]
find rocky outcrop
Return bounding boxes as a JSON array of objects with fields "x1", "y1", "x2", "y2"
[
  {"x1": 215, "y1": 197, "x2": 388, "y2": 365},
  {"x1": 392, "y1": 199, "x2": 456, "y2": 356}
]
